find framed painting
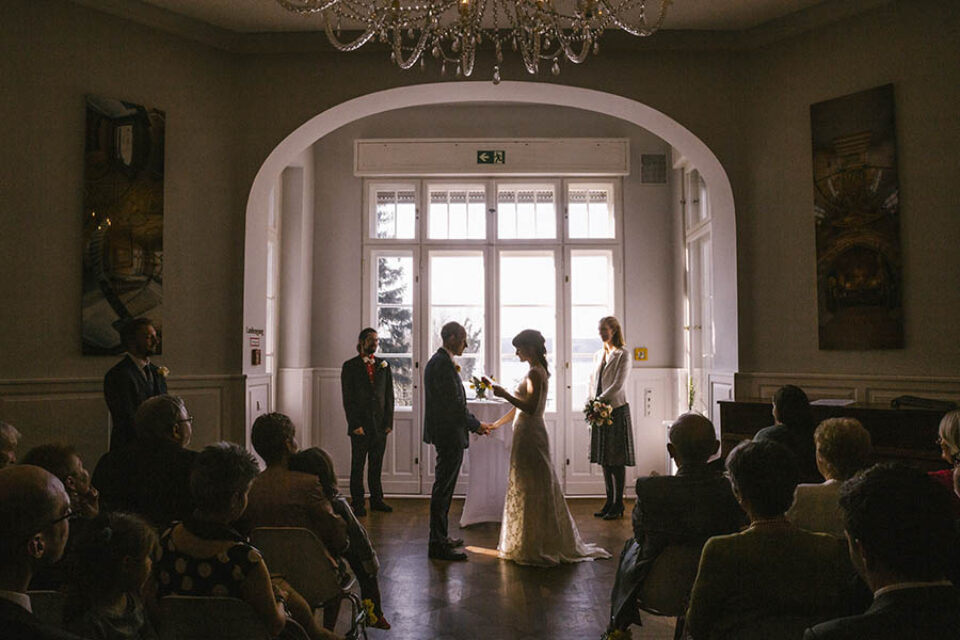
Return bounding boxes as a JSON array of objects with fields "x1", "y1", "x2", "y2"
[
  {"x1": 81, "y1": 95, "x2": 165, "y2": 354},
  {"x1": 811, "y1": 84, "x2": 902, "y2": 350}
]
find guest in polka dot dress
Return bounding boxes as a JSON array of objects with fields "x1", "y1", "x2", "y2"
[{"x1": 155, "y1": 442, "x2": 342, "y2": 640}]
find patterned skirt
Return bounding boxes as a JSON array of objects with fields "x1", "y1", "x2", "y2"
[{"x1": 589, "y1": 403, "x2": 636, "y2": 466}]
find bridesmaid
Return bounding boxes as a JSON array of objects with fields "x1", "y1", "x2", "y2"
[{"x1": 590, "y1": 316, "x2": 635, "y2": 520}]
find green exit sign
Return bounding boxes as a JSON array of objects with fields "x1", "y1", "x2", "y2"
[{"x1": 477, "y1": 150, "x2": 505, "y2": 164}]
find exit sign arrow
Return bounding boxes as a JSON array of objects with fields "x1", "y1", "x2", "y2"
[{"x1": 477, "y1": 150, "x2": 505, "y2": 164}]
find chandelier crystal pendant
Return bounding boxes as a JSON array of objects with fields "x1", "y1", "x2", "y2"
[{"x1": 275, "y1": 0, "x2": 672, "y2": 82}]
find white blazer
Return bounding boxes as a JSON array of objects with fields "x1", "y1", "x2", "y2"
[{"x1": 590, "y1": 347, "x2": 630, "y2": 409}]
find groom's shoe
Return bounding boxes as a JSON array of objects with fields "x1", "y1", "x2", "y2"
[
  {"x1": 428, "y1": 543, "x2": 468, "y2": 561},
  {"x1": 370, "y1": 500, "x2": 393, "y2": 512},
  {"x1": 446, "y1": 537, "x2": 464, "y2": 547}
]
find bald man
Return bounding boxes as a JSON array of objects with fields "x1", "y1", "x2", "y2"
[
  {"x1": 606, "y1": 413, "x2": 747, "y2": 634},
  {"x1": 0, "y1": 465, "x2": 86, "y2": 639}
]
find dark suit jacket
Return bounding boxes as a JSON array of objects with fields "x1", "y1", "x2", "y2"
[
  {"x1": 341, "y1": 355, "x2": 394, "y2": 438},
  {"x1": 103, "y1": 355, "x2": 167, "y2": 450},
  {"x1": 754, "y1": 423, "x2": 822, "y2": 484},
  {"x1": 609, "y1": 464, "x2": 747, "y2": 628},
  {"x1": 803, "y1": 585, "x2": 960, "y2": 640},
  {"x1": 92, "y1": 438, "x2": 196, "y2": 530},
  {"x1": 0, "y1": 597, "x2": 88, "y2": 640},
  {"x1": 422, "y1": 348, "x2": 480, "y2": 450}
]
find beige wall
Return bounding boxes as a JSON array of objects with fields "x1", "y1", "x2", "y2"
[
  {"x1": 737, "y1": 0, "x2": 960, "y2": 376},
  {"x1": 2, "y1": 0, "x2": 958, "y2": 457}
]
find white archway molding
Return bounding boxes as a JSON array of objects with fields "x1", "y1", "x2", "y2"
[{"x1": 243, "y1": 81, "x2": 738, "y2": 380}]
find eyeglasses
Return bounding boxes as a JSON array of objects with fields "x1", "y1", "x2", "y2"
[
  {"x1": 49, "y1": 509, "x2": 80, "y2": 527},
  {"x1": 178, "y1": 416, "x2": 194, "y2": 424},
  {"x1": 22, "y1": 509, "x2": 78, "y2": 544}
]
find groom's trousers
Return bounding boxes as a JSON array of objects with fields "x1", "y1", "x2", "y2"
[{"x1": 429, "y1": 444, "x2": 464, "y2": 546}]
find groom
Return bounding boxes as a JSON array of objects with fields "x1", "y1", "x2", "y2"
[{"x1": 424, "y1": 321, "x2": 490, "y2": 561}]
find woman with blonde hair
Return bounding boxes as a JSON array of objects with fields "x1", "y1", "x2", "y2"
[
  {"x1": 930, "y1": 409, "x2": 960, "y2": 517},
  {"x1": 786, "y1": 417, "x2": 872, "y2": 537},
  {"x1": 589, "y1": 316, "x2": 635, "y2": 519}
]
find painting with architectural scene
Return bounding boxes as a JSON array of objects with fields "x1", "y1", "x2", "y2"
[
  {"x1": 81, "y1": 95, "x2": 165, "y2": 354},
  {"x1": 811, "y1": 84, "x2": 902, "y2": 350}
]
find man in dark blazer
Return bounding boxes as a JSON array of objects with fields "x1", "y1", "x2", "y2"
[
  {"x1": 93, "y1": 394, "x2": 196, "y2": 529},
  {"x1": 423, "y1": 321, "x2": 490, "y2": 561},
  {"x1": 606, "y1": 413, "x2": 746, "y2": 634},
  {"x1": 0, "y1": 465, "x2": 87, "y2": 640},
  {"x1": 103, "y1": 317, "x2": 167, "y2": 451},
  {"x1": 803, "y1": 464, "x2": 960, "y2": 640},
  {"x1": 341, "y1": 328, "x2": 395, "y2": 516}
]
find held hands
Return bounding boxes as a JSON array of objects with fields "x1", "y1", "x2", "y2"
[
  {"x1": 352, "y1": 427, "x2": 365, "y2": 436},
  {"x1": 478, "y1": 422, "x2": 494, "y2": 436}
]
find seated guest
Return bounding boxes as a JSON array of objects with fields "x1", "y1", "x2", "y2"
[
  {"x1": 604, "y1": 413, "x2": 746, "y2": 636},
  {"x1": 0, "y1": 420, "x2": 21, "y2": 468},
  {"x1": 22, "y1": 444, "x2": 101, "y2": 520},
  {"x1": 803, "y1": 464, "x2": 960, "y2": 639},
  {"x1": 930, "y1": 409, "x2": 960, "y2": 516},
  {"x1": 240, "y1": 413, "x2": 349, "y2": 632},
  {"x1": 754, "y1": 385, "x2": 821, "y2": 483},
  {"x1": 787, "y1": 418, "x2": 872, "y2": 537},
  {"x1": 290, "y1": 447, "x2": 390, "y2": 630},
  {"x1": 63, "y1": 512, "x2": 159, "y2": 640},
  {"x1": 156, "y1": 442, "x2": 342, "y2": 640},
  {"x1": 685, "y1": 440, "x2": 853, "y2": 640},
  {"x1": 21, "y1": 444, "x2": 101, "y2": 589},
  {"x1": 0, "y1": 464, "x2": 86, "y2": 640},
  {"x1": 239, "y1": 413, "x2": 348, "y2": 559},
  {"x1": 93, "y1": 395, "x2": 197, "y2": 529}
]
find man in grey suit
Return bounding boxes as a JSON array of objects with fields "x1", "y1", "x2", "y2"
[{"x1": 423, "y1": 321, "x2": 490, "y2": 561}]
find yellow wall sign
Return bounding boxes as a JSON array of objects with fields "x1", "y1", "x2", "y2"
[{"x1": 634, "y1": 347, "x2": 648, "y2": 361}]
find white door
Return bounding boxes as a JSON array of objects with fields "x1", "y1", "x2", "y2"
[{"x1": 563, "y1": 249, "x2": 619, "y2": 494}]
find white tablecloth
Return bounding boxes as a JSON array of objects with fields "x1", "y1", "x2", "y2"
[{"x1": 460, "y1": 399, "x2": 513, "y2": 527}]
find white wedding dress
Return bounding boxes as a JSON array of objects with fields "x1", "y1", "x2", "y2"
[{"x1": 498, "y1": 365, "x2": 612, "y2": 566}]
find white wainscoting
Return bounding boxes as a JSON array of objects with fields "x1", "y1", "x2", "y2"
[
  {"x1": 0, "y1": 374, "x2": 246, "y2": 469},
  {"x1": 629, "y1": 368, "x2": 685, "y2": 483},
  {"x1": 734, "y1": 372, "x2": 960, "y2": 405}
]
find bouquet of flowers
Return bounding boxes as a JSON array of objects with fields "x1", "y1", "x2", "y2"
[
  {"x1": 469, "y1": 375, "x2": 494, "y2": 400},
  {"x1": 584, "y1": 398, "x2": 614, "y2": 427}
]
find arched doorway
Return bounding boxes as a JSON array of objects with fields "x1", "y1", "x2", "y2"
[{"x1": 242, "y1": 82, "x2": 738, "y2": 482}]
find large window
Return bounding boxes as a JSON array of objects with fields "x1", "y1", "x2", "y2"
[
  {"x1": 429, "y1": 252, "x2": 485, "y2": 384},
  {"x1": 372, "y1": 252, "x2": 415, "y2": 406},
  {"x1": 364, "y1": 178, "x2": 621, "y2": 415}
]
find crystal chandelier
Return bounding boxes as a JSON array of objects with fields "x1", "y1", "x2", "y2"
[{"x1": 275, "y1": 0, "x2": 672, "y2": 82}]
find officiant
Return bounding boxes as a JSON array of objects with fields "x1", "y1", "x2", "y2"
[{"x1": 341, "y1": 327, "x2": 394, "y2": 516}]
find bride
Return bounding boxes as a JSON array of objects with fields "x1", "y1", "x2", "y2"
[{"x1": 485, "y1": 329, "x2": 611, "y2": 567}]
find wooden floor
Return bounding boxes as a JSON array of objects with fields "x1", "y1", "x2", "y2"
[{"x1": 344, "y1": 497, "x2": 676, "y2": 640}]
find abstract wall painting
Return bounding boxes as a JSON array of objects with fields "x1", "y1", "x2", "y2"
[
  {"x1": 81, "y1": 95, "x2": 165, "y2": 354},
  {"x1": 811, "y1": 84, "x2": 903, "y2": 350}
]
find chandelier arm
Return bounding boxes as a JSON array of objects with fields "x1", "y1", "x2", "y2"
[
  {"x1": 391, "y1": 25, "x2": 433, "y2": 70},
  {"x1": 598, "y1": 0, "x2": 672, "y2": 37},
  {"x1": 515, "y1": 29, "x2": 542, "y2": 75},
  {"x1": 322, "y1": 11, "x2": 381, "y2": 51},
  {"x1": 549, "y1": 19, "x2": 592, "y2": 64},
  {"x1": 275, "y1": 0, "x2": 341, "y2": 14}
]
